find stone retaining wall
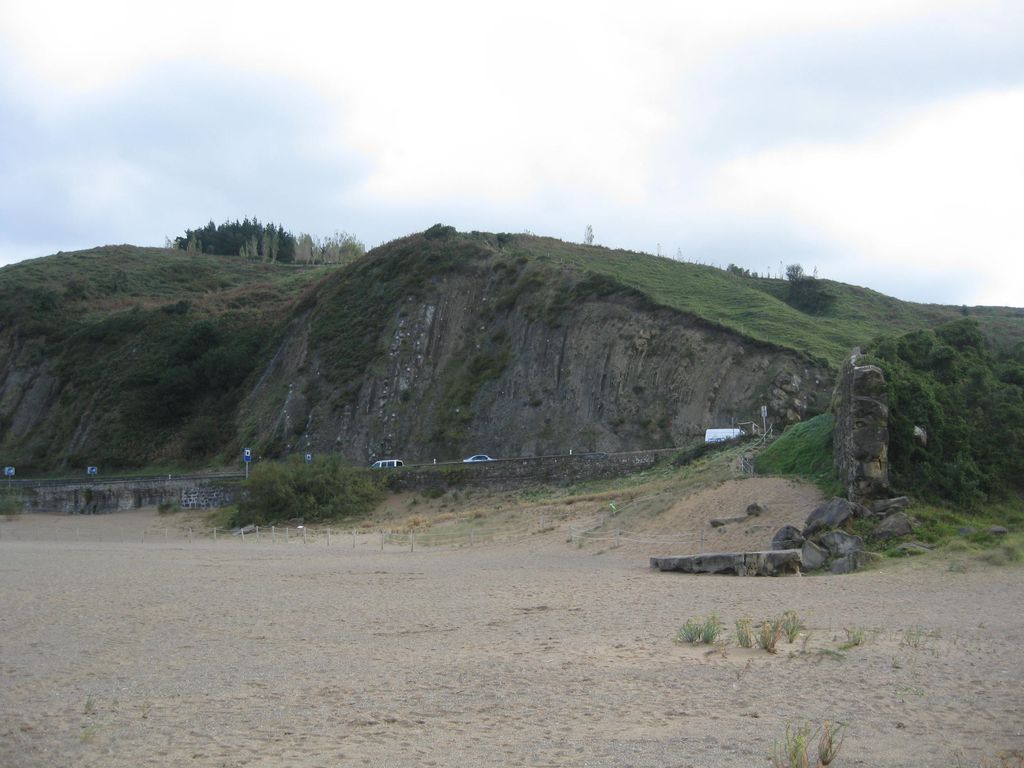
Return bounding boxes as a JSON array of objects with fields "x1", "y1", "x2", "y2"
[{"x1": 20, "y1": 478, "x2": 238, "y2": 514}]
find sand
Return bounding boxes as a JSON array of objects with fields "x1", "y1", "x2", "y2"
[{"x1": 1, "y1": 507, "x2": 1022, "y2": 768}]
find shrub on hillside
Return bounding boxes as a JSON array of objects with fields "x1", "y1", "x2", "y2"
[
  {"x1": 231, "y1": 456, "x2": 384, "y2": 526},
  {"x1": 866, "y1": 318, "x2": 1024, "y2": 508}
]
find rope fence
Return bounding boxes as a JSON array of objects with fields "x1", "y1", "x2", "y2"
[
  {"x1": 0, "y1": 515, "x2": 565, "y2": 552},
  {"x1": 1, "y1": 505, "x2": 704, "y2": 553},
  {"x1": 568, "y1": 516, "x2": 705, "y2": 550}
]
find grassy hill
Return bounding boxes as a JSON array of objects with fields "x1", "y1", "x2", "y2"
[
  {"x1": 505, "y1": 234, "x2": 1022, "y2": 366},
  {"x1": 1, "y1": 229, "x2": 1022, "y2": 475},
  {"x1": 0, "y1": 246, "x2": 332, "y2": 471}
]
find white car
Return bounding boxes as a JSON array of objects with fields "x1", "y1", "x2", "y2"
[
  {"x1": 462, "y1": 454, "x2": 493, "y2": 463},
  {"x1": 371, "y1": 459, "x2": 404, "y2": 469}
]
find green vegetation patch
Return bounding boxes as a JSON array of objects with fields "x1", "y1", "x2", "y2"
[
  {"x1": 231, "y1": 455, "x2": 384, "y2": 526},
  {"x1": 865, "y1": 318, "x2": 1024, "y2": 508},
  {"x1": 755, "y1": 413, "x2": 841, "y2": 495},
  {"x1": 503, "y1": 235, "x2": 1023, "y2": 367}
]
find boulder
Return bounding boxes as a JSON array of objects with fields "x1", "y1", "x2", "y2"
[
  {"x1": 710, "y1": 515, "x2": 749, "y2": 528},
  {"x1": 801, "y1": 540, "x2": 829, "y2": 571},
  {"x1": 772, "y1": 525, "x2": 805, "y2": 551},
  {"x1": 803, "y1": 498, "x2": 867, "y2": 537},
  {"x1": 830, "y1": 550, "x2": 879, "y2": 574},
  {"x1": 830, "y1": 555, "x2": 858, "y2": 574},
  {"x1": 746, "y1": 502, "x2": 768, "y2": 517},
  {"x1": 870, "y1": 496, "x2": 911, "y2": 517},
  {"x1": 989, "y1": 525, "x2": 1009, "y2": 536},
  {"x1": 818, "y1": 530, "x2": 864, "y2": 558},
  {"x1": 872, "y1": 511, "x2": 913, "y2": 540}
]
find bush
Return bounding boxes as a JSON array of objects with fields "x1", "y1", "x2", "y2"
[
  {"x1": 0, "y1": 491, "x2": 21, "y2": 518},
  {"x1": 866, "y1": 318, "x2": 1024, "y2": 508},
  {"x1": 231, "y1": 456, "x2": 384, "y2": 526}
]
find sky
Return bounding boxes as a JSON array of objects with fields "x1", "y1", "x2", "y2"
[{"x1": 1, "y1": 0, "x2": 1022, "y2": 307}]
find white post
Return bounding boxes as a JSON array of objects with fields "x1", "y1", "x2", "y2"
[
  {"x1": 241, "y1": 527, "x2": 245, "y2": 541},
  {"x1": 410, "y1": 532, "x2": 415, "y2": 552},
  {"x1": 352, "y1": 528, "x2": 356, "y2": 549},
  {"x1": 213, "y1": 527, "x2": 217, "y2": 542},
  {"x1": 302, "y1": 527, "x2": 307, "y2": 544},
  {"x1": 380, "y1": 530, "x2": 384, "y2": 551},
  {"x1": 285, "y1": 527, "x2": 289, "y2": 543},
  {"x1": 256, "y1": 526, "x2": 260, "y2": 544},
  {"x1": 272, "y1": 525, "x2": 275, "y2": 543},
  {"x1": 188, "y1": 527, "x2": 192, "y2": 544},
  {"x1": 327, "y1": 527, "x2": 331, "y2": 547}
]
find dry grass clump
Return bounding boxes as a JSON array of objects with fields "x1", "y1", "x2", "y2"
[
  {"x1": 735, "y1": 617, "x2": 754, "y2": 648},
  {"x1": 770, "y1": 720, "x2": 845, "y2": 768},
  {"x1": 757, "y1": 617, "x2": 786, "y2": 653},
  {"x1": 401, "y1": 514, "x2": 432, "y2": 532}
]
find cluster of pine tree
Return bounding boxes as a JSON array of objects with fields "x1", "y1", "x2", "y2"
[{"x1": 173, "y1": 218, "x2": 297, "y2": 262}]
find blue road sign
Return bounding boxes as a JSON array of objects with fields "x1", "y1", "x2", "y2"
[
  {"x1": 86, "y1": 466, "x2": 98, "y2": 475},
  {"x1": 243, "y1": 448, "x2": 252, "y2": 463},
  {"x1": 304, "y1": 452, "x2": 313, "y2": 463},
  {"x1": 4, "y1": 466, "x2": 14, "y2": 477}
]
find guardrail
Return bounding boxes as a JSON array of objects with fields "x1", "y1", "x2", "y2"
[{"x1": 6, "y1": 471, "x2": 245, "y2": 489}]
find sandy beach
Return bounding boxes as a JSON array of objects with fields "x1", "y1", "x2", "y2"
[{"x1": 1, "y1": 508, "x2": 1022, "y2": 768}]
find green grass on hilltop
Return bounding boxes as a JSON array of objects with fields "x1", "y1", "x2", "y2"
[
  {"x1": 755, "y1": 413, "x2": 842, "y2": 496},
  {"x1": 501, "y1": 235, "x2": 1020, "y2": 368},
  {"x1": 0, "y1": 246, "x2": 331, "y2": 330}
]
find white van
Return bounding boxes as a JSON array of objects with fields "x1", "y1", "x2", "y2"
[{"x1": 371, "y1": 459, "x2": 404, "y2": 469}]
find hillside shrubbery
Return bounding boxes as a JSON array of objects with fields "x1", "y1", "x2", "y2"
[
  {"x1": 865, "y1": 318, "x2": 1024, "y2": 508},
  {"x1": 230, "y1": 456, "x2": 384, "y2": 526}
]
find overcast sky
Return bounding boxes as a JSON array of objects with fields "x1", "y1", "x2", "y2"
[{"x1": 1, "y1": 0, "x2": 1022, "y2": 306}]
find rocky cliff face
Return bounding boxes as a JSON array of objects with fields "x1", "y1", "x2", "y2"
[
  {"x1": 0, "y1": 236, "x2": 834, "y2": 469},
  {"x1": 0, "y1": 329, "x2": 62, "y2": 460},
  {"x1": 243, "y1": 246, "x2": 833, "y2": 464}
]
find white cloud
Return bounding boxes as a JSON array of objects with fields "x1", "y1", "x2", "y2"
[
  {"x1": 0, "y1": 0, "x2": 978, "y2": 206},
  {"x1": 710, "y1": 89, "x2": 1024, "y2": 306},
  {"x1": 2, "y1": 0, "x2": 1018, "y2": 307}
]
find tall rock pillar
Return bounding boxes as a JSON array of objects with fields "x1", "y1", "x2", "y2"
[{"x1": 832, "y1": 351, "x2": 890, "y2": 503}]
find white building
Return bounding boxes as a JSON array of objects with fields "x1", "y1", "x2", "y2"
[{"x1": 704, "y1": 428, "x2": 744, "y2": 443}]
